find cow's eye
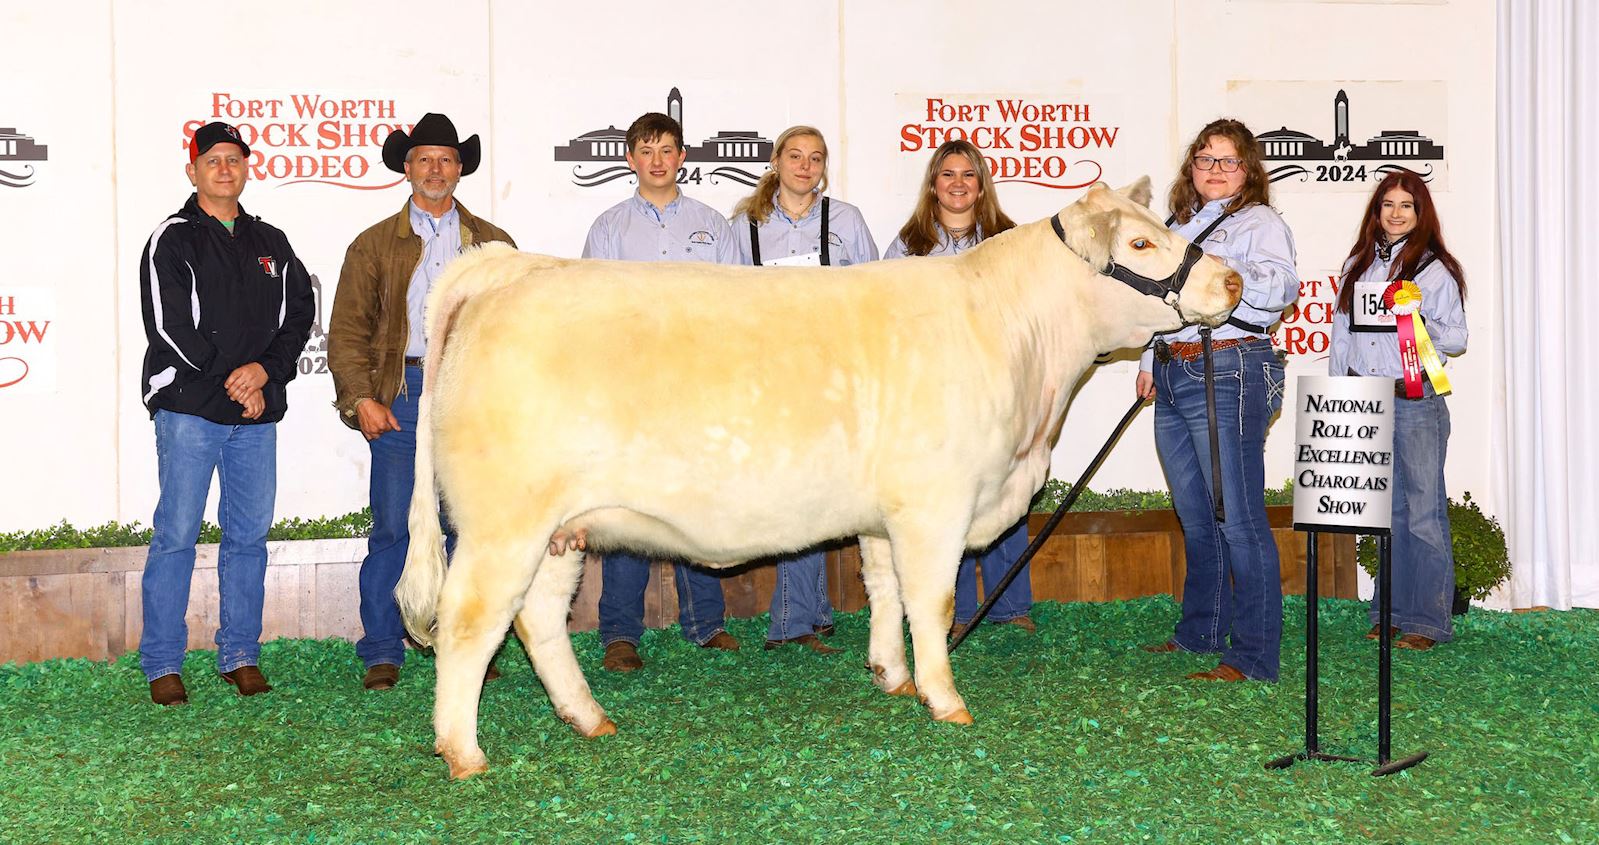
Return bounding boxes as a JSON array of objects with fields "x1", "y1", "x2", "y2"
[{"x1": 1130, "y1": 238, "x2": 1152, "y2": 250}]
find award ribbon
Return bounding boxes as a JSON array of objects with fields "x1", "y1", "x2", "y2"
[{"x1": 1383, "y1": 280, "x2": 1452, "y2": 398}]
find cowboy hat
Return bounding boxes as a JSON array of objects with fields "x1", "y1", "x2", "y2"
[{"x1": 382, "y1": 113, "x2": 481, "y2": 176}]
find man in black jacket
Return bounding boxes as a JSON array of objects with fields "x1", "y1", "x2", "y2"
[{"x1": 137, "y1": 121, "x2": 314, "y2": 706}]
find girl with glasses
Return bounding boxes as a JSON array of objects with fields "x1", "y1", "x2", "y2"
[{"x1": 1138, "y1": 119, "x2": 1299, "y2": 683}]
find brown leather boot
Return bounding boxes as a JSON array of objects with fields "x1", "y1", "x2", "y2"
[
  {"x1": 149, "y1": 674, "x2": 188, "y2": 706},
  {"x1": 700, "y1": 631, "x2": 740, "y2": 651},
  {"x1": 1395, "y1": 633, "x2": 1437, "y2": 651},
  {"x1": 220, "y1": 665, "x2": 272, "y2": 696},
  {"x1": 1005, "y1": 615, "x2": 1037, "y2": 633},
  {"x1": 602, "y1": 641, "x2": 644, "y2": 672},
  {"x1": 1365, "y1": 624, "x2": 1401, "y2": 641},
  {"x1": 363, "y1": 664, "x2": 399, "y2": 691},
  {"x1": 1187, "y1": 663, "x2": 1247, "y2": 682},
  {"x1": 764, "y1": 634, "x2": 842, "y2": 655}
]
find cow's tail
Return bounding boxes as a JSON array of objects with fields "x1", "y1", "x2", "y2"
[{"x1": 395, "y1": 241, "x2": 541, "y2": 647}]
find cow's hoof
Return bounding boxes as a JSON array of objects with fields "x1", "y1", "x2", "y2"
[
  {"x1": 580, "y1": 718, "x2": 618, "y2": 738},
  {"x1": 886, "y1": 679, "x2": 918, "y2": 697},
  {"x1": 443, "y1": 749, "x2": 489, "y2": 780},
  {"x1": 933, "y1": 707, "x2": 974, "y2": 725}
]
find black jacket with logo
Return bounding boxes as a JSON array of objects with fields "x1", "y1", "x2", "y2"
[{"x1": 138, "y1": 194, "x2": 315, "y2": 424}]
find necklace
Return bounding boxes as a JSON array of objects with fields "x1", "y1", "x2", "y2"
[
  {"x1": 779, "y1": 193, "x2": 815, "y2": 220},
  {"x1": 944, "y1": 223, "x2": 975, "y2": 242}
]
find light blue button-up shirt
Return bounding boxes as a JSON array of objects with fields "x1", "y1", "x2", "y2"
[
  {"x1": 1140, "y1": 198, "x2": 1299, "y2": 371},
  {"x1": 1328, "y1": 246, "x2": 1467, "y2": 378},
  {"x1": 406, "y1": 199, "x2": 461, "y2": 357},
  {"x1": 881, "y1": 226, "x2": 985, "y2": 260},
  {"x1": 730, "y1": 195, "x2": 880, "y2": 267},
  {"x1": 582, "y1": 189, "x2": 737, "y2": 264}
]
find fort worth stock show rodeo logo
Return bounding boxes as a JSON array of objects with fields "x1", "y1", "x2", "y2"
[{"x1": 898, "y1": 94, "x2": 1120, "y2": 190}]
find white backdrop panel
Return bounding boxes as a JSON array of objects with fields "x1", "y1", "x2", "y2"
[
  {"x1": 0, "y1": 1, "x2": 119, "y2": 530},
  {"x1": 0, "y1": 0, "x2": 1499, "y2": 536},
  {"x1": 110, "y1": 0, "x2": 493, "y2": 530},
  {"x1": 490, "y1": 1, "x2": 843, "y2": 259}
]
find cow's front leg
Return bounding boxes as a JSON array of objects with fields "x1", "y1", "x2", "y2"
[
  {"x1": 513, "y1": 551, "x2": 615, "y2": 738},
  {"x1": 858, "y1": 535, "x2": 913, "y2": 697},
  {"x1": 885, "y1": 519, "x2": 971, "y2": 723},
  {"x1": 433, "y1": 537, "x2": 538, "y2": 779}
]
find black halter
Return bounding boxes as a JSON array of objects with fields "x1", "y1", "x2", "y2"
[{"x1": 1051, "y1": 213, "x2": 1204, "y2": 311}]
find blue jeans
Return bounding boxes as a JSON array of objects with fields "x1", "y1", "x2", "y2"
[
  {"x1": 1153, "y1": 339, "x2": 1285, "y2": 681},
  {"x1": 767, "y1": 549, "x2": 835, "y2": 641},
  {"x1": 599, "y1": 553, "x2": 727, "y2": 646},
  {"x1": 357, "y1": 366, "x2": 453, "y2": 668},
  {"x1": 955, "y1": 517, "x2": 1032, "y2": 625},
  {"x1": 1372, "y1": 392, "x2": 1455, "y2": 642},
  {"x1": 139, "y1": 410, "x2": 276, "y2": 681}
]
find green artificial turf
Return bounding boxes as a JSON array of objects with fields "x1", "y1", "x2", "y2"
[{"x1": 2, "y1": 597, "x2": 1596, "y2": 844}]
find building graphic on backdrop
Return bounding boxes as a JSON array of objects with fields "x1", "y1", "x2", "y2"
[
  {"x1": 0, "y1": 127, "x2": 49, "y2": 188},
  {"x1": 1257, "y1": 89, "x2": 1444, "y2": 185},
  {"x1": 554, "y1": 87, "x2": 774, "y2": 187}
]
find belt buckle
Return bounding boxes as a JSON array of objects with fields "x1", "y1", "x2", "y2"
[{"x1": 1154, "y1": 340, "x2": 1172, "y2": 364}]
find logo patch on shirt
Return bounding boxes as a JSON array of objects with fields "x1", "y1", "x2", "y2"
[
  {"x1": 257, "y1": 256, "x2": 279, "y2": 277},
  {"x1": 687, "y1": 230, "x2": 715, "y2": 246},
  {"x1": 1208, "y1": 228, "x2": 1229, "y2": 244},
  {"x1": 827, "y1": 232, "x2": 844, "y2": 246}
]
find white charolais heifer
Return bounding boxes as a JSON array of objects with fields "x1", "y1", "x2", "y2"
[{"x1": 396, "y1": 178, "x2": 1240, "y2": 778}]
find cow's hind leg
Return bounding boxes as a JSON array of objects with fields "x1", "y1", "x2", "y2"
[
  {"x1": 512, "y1": 550, "x2": 615, "y2": 738},
  {"x1": 433, "y1": 536, "x2": 539, "y2": 779},
  {"x1": 885, "y1": 518, "x2": 971, "y2": 724},
  {"x1": 859, "y1": 535, "x2": 914, "y2": 697}
]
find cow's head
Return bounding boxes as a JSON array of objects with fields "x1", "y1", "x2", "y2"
[{"x1": 1054, "y1": 178, "x2": 1241, "y2": 340}]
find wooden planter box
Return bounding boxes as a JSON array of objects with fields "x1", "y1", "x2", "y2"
[{"x1": 0, "y1": 507, "x2": 1353, "y2": 665}]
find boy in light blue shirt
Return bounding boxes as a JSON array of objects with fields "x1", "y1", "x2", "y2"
[{"x1": 581, "y1": 112, "x2": 740, "y2": 672}]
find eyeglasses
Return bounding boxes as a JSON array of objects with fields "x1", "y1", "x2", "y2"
[{"x1": 1193, "y1": 155, "x2": 1243, "y2": 173}]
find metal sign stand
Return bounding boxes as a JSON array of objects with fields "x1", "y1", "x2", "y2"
[{"x1": 1266, "y1": 529, "x2": 1428, "y2": 776}]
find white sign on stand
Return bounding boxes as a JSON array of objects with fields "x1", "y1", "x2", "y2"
[{"x1": 1292, "y1": 375, "x2": 1395, "y2": 534}]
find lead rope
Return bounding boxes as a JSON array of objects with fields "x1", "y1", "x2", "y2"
[{"x1": 1200, "y1": 326, "x2": 1226, "y2": 522}]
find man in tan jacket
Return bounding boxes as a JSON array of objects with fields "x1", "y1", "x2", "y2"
[{"x1": 328, "y1": 112, "x2": 515, "y2": 691}]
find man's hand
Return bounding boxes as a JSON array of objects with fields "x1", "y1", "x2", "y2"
[
  {"x1": 240, "y1": 389, "x2": 265, "y2": 420},
  {"x1": 225, "y1": 363, "x2": 269, "y2": 404},
  {"x1": 1136, "y1": 371, "x2": 1156, "y2": 401},
  {"x1": 355, "y1": 398, "x2": 401, "y2": 441}
]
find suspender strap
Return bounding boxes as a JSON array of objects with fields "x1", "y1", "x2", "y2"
[
  {"x1": 820, "y1": 197, "x2": 830, "y2": 266},
  {"x1": 750, "y1": 197, "x2": 831, "y2": 266},
  {"x1": 1226, "y1": 316, "x2": 1270, "y2": 333}
]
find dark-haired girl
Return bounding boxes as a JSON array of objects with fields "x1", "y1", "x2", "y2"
[{"x1": 1329, "y1": 170, "x2": 1467, "y2": 651}]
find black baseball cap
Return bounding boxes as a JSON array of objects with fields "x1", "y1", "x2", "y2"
[{"x1": 188, "y1": 122, "x2": 251, "y2": 162}]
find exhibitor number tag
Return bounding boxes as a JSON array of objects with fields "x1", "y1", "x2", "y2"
[{"x1": 1352, "y1": 279, "x2": 1397, "y2": 332}]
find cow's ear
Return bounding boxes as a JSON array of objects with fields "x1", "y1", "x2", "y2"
[
  {"x1": 1116, "y1": 176, "x2": 1153, "y2": 208},
  {"x1": 1060, "y1": 206, "x2": 1118, "y2": 270}
]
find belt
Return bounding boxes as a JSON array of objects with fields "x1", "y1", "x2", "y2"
[
  {"x1": 404, "y1": 356, "x2": 425, "y2": 368},
  {"x1": 1348, "y1": 369, "x2": 1435, "y2": 400},
  {"x1": 1161, "y1": 336, "x2": 1266, "y2": 363},
  {"x1": 1393, "y1": 378, "x2": 1438, "y2": 400}
]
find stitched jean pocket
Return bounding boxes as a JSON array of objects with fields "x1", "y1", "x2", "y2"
[{"x1": 1264, "y1": 360, "x2": 1286, "y2": 415}]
